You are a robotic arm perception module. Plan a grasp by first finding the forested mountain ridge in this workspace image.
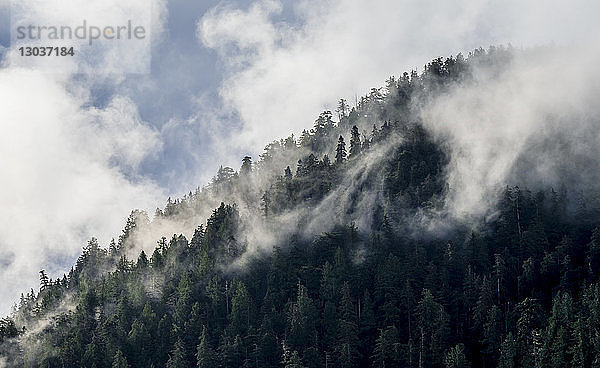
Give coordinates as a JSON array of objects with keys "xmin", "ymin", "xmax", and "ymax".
[{"xmin": 2, "ymin": 46, "xmax": 600, "ymax": 368}]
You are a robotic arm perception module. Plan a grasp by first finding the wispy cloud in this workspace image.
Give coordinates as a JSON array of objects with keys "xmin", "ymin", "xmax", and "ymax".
[
  {"xmin": 198, "ymin": 0, "xmax": 600, "ymax": 220},
  {"xmin": 0, "ymin": 0, "xmax": 168, "ymax": 315},
  {"xmin": 198, "ymin": 0, "xmax": 599, "ymax": 153},
  {"xmin": 423, "ymin": 44, "xmax": 600, "ymax": 218}
]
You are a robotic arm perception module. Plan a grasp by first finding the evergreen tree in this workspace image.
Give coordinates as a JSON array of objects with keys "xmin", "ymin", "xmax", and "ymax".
[
  {"xmin": 166, "ymin": 339, "xmax": 188, "ymax": 368},
  {"xmin": 112, "ymin": 349, "xmax": 130, "ymax": 368},
  {"xmin": 39, "ymin": 270, "xmax": 49, "ymax": 292},
  {"xmin": 299, "ymin": 129, "xmax": 312, "ymax": 148},
  {"xmin": 359, "ymin": 289, "xmax": 376, "ymax": 364},
  {"xmin": 136, "ymin": 250, "xmax": 149, "ymax": 269},
  {"xmin": 417, "ymin": 289, "xmax": 450, "ymax": 368},
  {"xmin": 482, "ymin": 305, "xmax": 503, "ymax": 364},
  {"xmin": 349, "ymin": 125, "xmax": 361, "ymax": 158},
  {"xmin": 336, "ymin": 136, "xmax": 347, "ymax": 164},
  {"xmin": 284, "ymin": 166, "xmax": 293, "ymax": 181},
  {"xmin": 282, "ymin": 342, "xmax": 307, "ymax": 368},
  {"xmin": 241, "ymin": 156, "xmax": 253, "ymax": 176},
  {"xmin": 371, "ymin": 326, "xmax": 400, "ymax": 368},
  {"xmin": 196, "ymin": 327, "xmax": 217, "ymax": 368},
  {"xmin": 337, "ymin": 98, "xmax": 349, "ymax": 121},
  {"xmin": 287, "ymin": 283, "xmax": 317, "ymax": 352},
  {"xmin": 336, "ymin": 282, "xmax": 360, "ymax": 367},
  {"xmin": 128, "ymin": 318, "xmax": 152, "ymax": 366},
  {"xmin": 230, "ymin": 280, "xmax": 252, "ymax": 336},
  {"xmin": 443, "ymin": 344, "xmax": 470, "ymax": 368},
  {"xmin": 498, "ymin": 333, "xmax": 516, "ymax": 368}
]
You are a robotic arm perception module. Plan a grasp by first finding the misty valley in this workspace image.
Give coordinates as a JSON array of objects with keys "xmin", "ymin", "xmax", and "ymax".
[{"xmin": 2, "ymin": 46, "xmax": 600, "ymax": 368}]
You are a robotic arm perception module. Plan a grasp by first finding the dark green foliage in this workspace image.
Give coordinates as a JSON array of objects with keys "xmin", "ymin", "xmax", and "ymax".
[
  {"xmin": 335, "ymin": 282, "xmax": 360, "ymax": 367},
  {"xmin": 196, "ymin": 327, "xmax": 217, "ymax": 368},
  {"xmin": 0, "ymin": 318, "xmax": 19, "ymax": 343},
  {"xmin": 112, "ymin": 350, "xmax": 130, "ymax": 368},
  {"xmin": 282, "ymin": 343, "xmax": 307, "ymax": 368},
  {"xmin": 335, "ymin": 135, "xmax": 346, "ymax": 164},
  {"xmin": 371, "ymin": 326, "xmax": 400, "ymax": 368},
  {"xmin": 241, "ymin": 156, "xmax": 253, "ymax": 176},
  {"xmin": 287, "ymin": 283, "xmax": 317, "ymax": 352},
  {"xmin": 383, "ymin": 123, "xmax": 448, "ymax": 208},
  {"xmin": 166, "ymin": 339, "xmax": 188, "ymax": 368},
  {"xmin": 444, "ymin": 344, "xmax": 470, "ymax": 368},
  {"xmin": 349, "ymin": 125, "xmax": 361, "ymax": 158}
]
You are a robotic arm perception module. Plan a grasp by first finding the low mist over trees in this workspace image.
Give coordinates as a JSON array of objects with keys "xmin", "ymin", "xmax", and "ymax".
[{"xmin": 3, "ymin": 46, "xmax": 600, "ymax": 368}]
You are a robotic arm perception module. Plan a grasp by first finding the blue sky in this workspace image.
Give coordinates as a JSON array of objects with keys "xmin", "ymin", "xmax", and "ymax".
[{"xmin": 0, "ymin": 0, "xmax": 301, "ymax": 192}]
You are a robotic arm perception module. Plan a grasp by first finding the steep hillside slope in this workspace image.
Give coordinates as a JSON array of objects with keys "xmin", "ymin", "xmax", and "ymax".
[{"xmin": 3, "ymin": 47, "xmax": 600, "ymax": 368}]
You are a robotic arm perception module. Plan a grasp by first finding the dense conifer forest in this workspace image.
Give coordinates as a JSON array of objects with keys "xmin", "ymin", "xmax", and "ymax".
[{"xmin": 2, "ymin": 47, "xmax": 600, "ymax": 368}]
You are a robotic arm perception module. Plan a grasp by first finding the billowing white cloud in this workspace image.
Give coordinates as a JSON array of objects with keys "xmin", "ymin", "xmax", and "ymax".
[
  {"xmin": 198, "ymin": 0, "xmax": 600, "ymax": 220},
  {"xmin": 423, "ymin": 44, "xmax": 600, "ymax": 218},
  {"xmin": 0, "ymin": 68, "xmax": 165, "ymax": 314},
  {"xmin": 198, "ymin": 0, "xmax": 600, "ymax": 151},
  {"xmin": 0, "ymin": 0, "xmax": 167, "ymax": 315}
]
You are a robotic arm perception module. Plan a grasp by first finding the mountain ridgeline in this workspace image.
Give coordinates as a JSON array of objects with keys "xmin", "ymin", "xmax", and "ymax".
[{"xmin": 3, "ymin": 46, "xmax": 600, "ymax": 368}]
